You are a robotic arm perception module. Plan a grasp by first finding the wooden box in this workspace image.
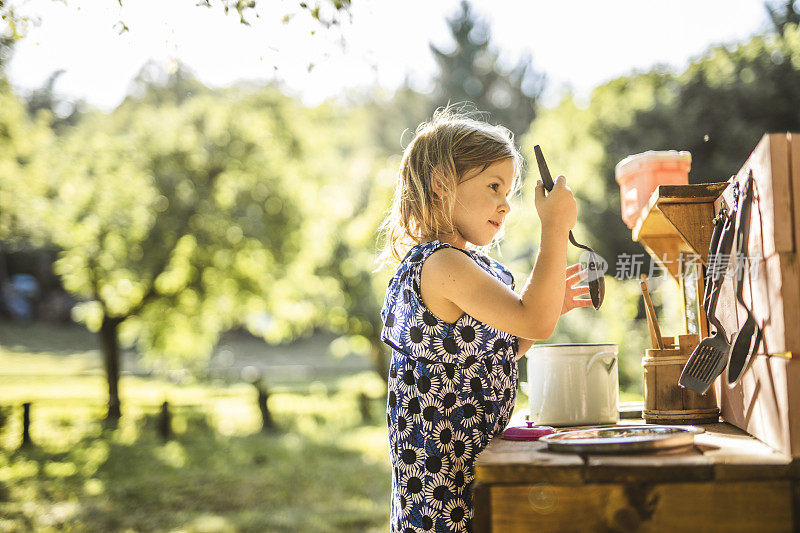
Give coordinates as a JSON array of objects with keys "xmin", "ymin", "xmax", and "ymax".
[{"xmin": 642, "ymin": 333, "xmax": 719, "ymax": 424}]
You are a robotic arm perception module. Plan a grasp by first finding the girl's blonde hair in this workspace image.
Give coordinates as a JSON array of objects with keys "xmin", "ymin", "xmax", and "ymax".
[{"xmin": 374, "ymin": 105, "xmax": 524, "ymax": 270}]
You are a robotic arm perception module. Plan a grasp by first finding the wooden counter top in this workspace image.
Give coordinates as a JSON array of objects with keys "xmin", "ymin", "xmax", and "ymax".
[
  {"xmin": 476, "ymin": 422, "xmax": 793, "ymax": 485},
  {"xmin": 473, "ymin": 422, "xmax": 797, "ymax": 532}
]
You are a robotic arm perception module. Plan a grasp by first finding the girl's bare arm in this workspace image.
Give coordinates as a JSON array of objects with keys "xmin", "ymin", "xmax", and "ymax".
[
  {"xmin": 421, "ymin": 225, "xmax": 569, "ymax": 341},
  {"xmin": 515, "ymin": 263, "xmax": 592, "ymax": 360},
  {"xmin": 423, "ymin": 175, "xmax": 576, "ymax": 348}
]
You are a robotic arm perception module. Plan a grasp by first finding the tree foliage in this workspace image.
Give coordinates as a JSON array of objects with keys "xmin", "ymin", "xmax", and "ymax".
[
  {"xmin": 604, "ymin": 27, "xmax": 800, "ymax": 185},
  {"xmin": 430, "ymin": 0, "xmax": 545, "ymax": 140},
  {"xmin": 54, "ymin": 87, "xmax": 309, "ymax": 362},
  {"xmin": 766, "ymin": 0, "xmax": 800, "ymax": 34},
  {"xmin": 0, "ymin": 86, "xmax": 53, "ymax": 246},
  {"xmin": 507, "ymin": 23, "xmax": 800, "ymax": 284},
  {"xmin": 0, "ymin": 0, "xmax": 352, "ymax": 36}
]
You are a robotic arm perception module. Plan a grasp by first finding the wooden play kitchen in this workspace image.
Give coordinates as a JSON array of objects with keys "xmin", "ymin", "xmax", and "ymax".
[{"xmin": 473, "ymin": 133, "xmax": 800, "ymax": 531}]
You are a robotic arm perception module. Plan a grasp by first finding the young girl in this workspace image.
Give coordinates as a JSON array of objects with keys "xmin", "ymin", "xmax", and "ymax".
[{"xmin": 376, "ymin": 107, "xmax": 591, "ymax": 532}]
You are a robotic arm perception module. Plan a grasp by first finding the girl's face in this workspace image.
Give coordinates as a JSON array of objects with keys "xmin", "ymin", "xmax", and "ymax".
[{"xmin": 441, "ymin": 158, "xmax": 515, "ymax": 249}]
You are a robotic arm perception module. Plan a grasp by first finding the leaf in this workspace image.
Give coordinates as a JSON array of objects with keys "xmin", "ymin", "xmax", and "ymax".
[{"xmin": 113, "ymin": 21, "xmax": 129, "ymax": 35}]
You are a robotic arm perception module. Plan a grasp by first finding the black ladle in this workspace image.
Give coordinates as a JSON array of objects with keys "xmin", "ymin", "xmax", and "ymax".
[
  {"xmin": 726, "ymin": 171, "xmax": 762, "ymax": 387},
  {"xmin": 533, "ymin": 145, "xmax": 605, "ymax": 310}
]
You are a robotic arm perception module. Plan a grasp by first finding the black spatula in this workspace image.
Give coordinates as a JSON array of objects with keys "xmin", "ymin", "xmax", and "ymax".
[{"xmin": 679, "ymin": 186, "xmax": 739, "ymax": 394}]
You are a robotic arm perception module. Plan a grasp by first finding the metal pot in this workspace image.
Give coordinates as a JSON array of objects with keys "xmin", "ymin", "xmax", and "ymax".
[{"xmin": 526, "ymin": 343, "xmax": 619, "ymax": 426}]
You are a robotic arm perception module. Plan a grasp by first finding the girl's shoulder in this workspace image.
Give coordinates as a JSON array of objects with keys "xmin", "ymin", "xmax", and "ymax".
[
  {"xmin": 400, "ymin": 240, "xmax": 515, "ymax": 289},
  {"xmin": 386, "ymin": 240, "xmax": 471, "ymax": 291},
  {"xmin": 402, "ymin": 239, "xmax": 466, "ymax": 261},
  {"xmin": 467, "ymin": 249, "xmax": 515, "ymax": 288},
  {"xmin": 393, "ymin": 240, "xmax": 470, "ymax": 273}
]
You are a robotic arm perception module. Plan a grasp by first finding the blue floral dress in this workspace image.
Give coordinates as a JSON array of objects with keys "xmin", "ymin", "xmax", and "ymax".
[{"xmin": 381, "ymin": 240, "xmax": 519, "ymax": 533}]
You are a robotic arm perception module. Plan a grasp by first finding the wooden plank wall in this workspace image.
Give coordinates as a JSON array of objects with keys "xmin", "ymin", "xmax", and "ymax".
[
  {"xmin": 712, "ymin": 133, "xmax": 800, "ymax": 456},
  {"xmin": 713, "ymin": 133, "xmax": 799, "ymax": 357}
]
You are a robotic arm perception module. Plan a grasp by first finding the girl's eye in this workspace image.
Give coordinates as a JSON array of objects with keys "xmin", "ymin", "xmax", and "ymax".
[{"xmin": 490, "ymin": 183, "xmax": 500, "ymax": 191}]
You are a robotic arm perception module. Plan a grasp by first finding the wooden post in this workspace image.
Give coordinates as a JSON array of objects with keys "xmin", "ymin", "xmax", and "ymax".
[
  {"xmin": 158, "ymin": 401, "xmax": 171, "ymax": 441},
  {"xmin": 21, "ymin": 402, "xmax": 32, "ymax": 447},
  {"xmin": 242, "ymin": 365, "xmax": 276, "ymax": 432},
  {"xmin": 100, "ymin": 316, "xmax": 122, "ymax": 421},
  {"xmin": 257, "ymin": 383, "xmax": 275, "ymax": 433},
  {"xmin": 358, "ymin": 392, "xmax": 371, "ymax": 423}
]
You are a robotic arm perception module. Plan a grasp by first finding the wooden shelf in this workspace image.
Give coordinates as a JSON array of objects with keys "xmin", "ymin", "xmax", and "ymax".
[{"xmin": 632, "ymin": 183, "xmax": 727, "ymax": 280}]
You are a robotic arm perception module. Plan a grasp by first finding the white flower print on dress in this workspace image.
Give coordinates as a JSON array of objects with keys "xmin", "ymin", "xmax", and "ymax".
[
  {"xmin": 405, "ymin": 471, "xmax": 426, "ymax": 504},
  {"xmin": 431, "ymin": 418, "xmax": 455, "ymax": 453},
  {"xmin": 430, "ymin": 335, "xmax": 460, "ymax": 363},
  {"xmin": 395, "ymin": 281, "xmax": 416, "ymax": 314},
  {"xmin": 418, "ymin": 394, "xmax": 444, "ymax": 432},
  {"xmin": 402, "ymin": 315, "xmax": 428, "ymax": 352},
  {"xmin": 395, "ymin": 412, "xmax": 413, "ymax": 441},
  {"xmin": 395, "ymin": 362, "xmax": 418, "ymax": 396},
  {"xmin": 422, "ymin": 451, "xmax": 451, "ymax": 481},
  {"xmin": 406, "ymin": 399, "xmax": 427, "ymax": 432},
  {"xmin": 415, "ymin": 367, "xmax": 441, "ymax": 398},
  {"xmin": 441, "ymin": 498, "xmax": 470, "ymax": 531},
  {"xmin": 417, "ymin": 512, "xmax": 436, "ymax": 532},
  {"xmin": 454, "ymin": 394, "xmax": 482, "ymax": 430},
  {"xmin": 450, "ymin": 428, "xmax": 474, "ymax": 466},
  {"xmin": 454, "ymin": 314, "xmax": 485, "ymax": 351},
  {"xmin": 418, "ymin": 309, "xmax": 441, "ymax": 336},
  {"xmin": 436, "ymin": 378, "xmax": 460, "ymax": 417},
  {"xmin": 459, "ymin": 463, "xmax": 476, "ymax": 490},
  {"xmin": 422, "ymin": 472, "xmax": 454, "ymax": 512},
  {"xmin": 410, "ymin": 338, "xmax": 436, "ymax": 360},
  {"xmin": 398, "ymin": 442, "xmax": 426, "ymax": 473}
]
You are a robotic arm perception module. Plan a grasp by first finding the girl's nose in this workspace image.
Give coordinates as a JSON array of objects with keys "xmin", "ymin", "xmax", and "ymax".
[{"xmin": 499, "ymin": 197, "xmax": 511, "ymax": 214}]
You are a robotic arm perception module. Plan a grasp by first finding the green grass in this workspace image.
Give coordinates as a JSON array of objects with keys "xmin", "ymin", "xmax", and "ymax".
[
  {"xmin": 0, "ymin": 321, "xmax": 391, "ymax": 532},
  {"xmin": 0, "ymin": 321, "xmax": 642, "ymax": 532}
]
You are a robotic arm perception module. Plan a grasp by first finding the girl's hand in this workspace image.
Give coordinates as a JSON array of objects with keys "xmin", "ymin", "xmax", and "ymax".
[
  {"xmin": 534, "ymin": 175, "xmax": 577, "ymax": 234},
  {"xmin": 562, "ymin": 263, "xmax": 593, "ymax": 315}
]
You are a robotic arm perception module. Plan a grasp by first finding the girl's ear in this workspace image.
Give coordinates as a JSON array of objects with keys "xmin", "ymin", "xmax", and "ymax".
[{"xmin": 431, "ymin": 167, "xmax": 445, "ymax": 199}]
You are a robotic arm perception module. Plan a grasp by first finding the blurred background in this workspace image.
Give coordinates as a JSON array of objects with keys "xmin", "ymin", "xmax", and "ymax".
[{"xmin": 2, "ymin": 0, "xmax": 800, "ymax": 530}]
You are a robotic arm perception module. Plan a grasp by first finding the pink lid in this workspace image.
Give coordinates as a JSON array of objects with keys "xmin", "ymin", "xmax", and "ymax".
[{"xmin": 502, "ymin": 421, "xmax": 556, "ymax": 441}]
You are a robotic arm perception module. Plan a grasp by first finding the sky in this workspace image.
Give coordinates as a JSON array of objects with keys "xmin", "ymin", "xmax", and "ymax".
[{"xmin": 5, "ymin": 0, "xmax": 773, "ymax": 112}]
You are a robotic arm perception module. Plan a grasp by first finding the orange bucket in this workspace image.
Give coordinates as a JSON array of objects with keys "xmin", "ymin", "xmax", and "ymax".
[{"xmin": 615, "ymin": 151, "xmax": 691, "ymax": 229}]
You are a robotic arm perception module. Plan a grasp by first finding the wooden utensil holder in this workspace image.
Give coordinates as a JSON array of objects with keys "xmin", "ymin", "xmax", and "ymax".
[{"xmin": 642, "ymin": 333, "xmax": 720, "ymax": 424}]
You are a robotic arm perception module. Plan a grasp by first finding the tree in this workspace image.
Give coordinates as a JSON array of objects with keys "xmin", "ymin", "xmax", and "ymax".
[
  {"xmin": 766, "ymin": 0, "xmax": 800, "ymax": 34},
  {"xmin": 430, "ymin": 0, "xmax": 545, "ymax": 140},
  {"xmin": 313, "ymin": 163, "xmax": 397, "ymax": 381},
  {"xmin": 361, "ymin": 81, "xmax": 436, "ymax": 156},
  {"xmin": 24, "ymin": 70, "xmax": 85, "ymax": 131},
  {"xmin": 0, "ymin": 85, "xmax": 54, "ymax": 305},
  {"xmin": 33, "ymin": 78, "xmax": 310, "ymax": 419},
  {"xmin": 603, "ymin": 26, "xmax": 800, "ymax": 187},
  {"xmin": 125, "ymin": 61, "xmax": 212, "ymax": 108},
  {"xmin": 511, "ymin": 23, "xmax": 800, "ymax": 286},
  {"xmin": 1, "ymin": 0, "xmax": 352, "ymax": 35},
  {"xmin": 0, "ymin": 87, "xmax": 53, "ymax": 245}
]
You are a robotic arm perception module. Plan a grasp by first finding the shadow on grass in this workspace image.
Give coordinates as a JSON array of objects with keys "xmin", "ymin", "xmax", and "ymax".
[
  {"xmin": 0, "ymin": 320, "xmax": 99, "ymax": 355},
  {"xmin": 2, "ymin": 407, "xmax": 390, "ymax": 532}
]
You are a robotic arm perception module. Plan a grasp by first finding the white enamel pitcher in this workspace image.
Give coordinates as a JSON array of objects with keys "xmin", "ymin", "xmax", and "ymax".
[{"xmin": 526, "ymin": 343, "xmax": 619, "ymax": 426}]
